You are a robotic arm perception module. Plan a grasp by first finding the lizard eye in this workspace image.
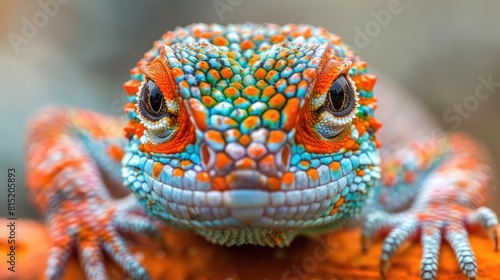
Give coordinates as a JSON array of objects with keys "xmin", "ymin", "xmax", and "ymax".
[
  {"xmin": 326, "ymin": 75, "xmax": 355, "ymax": 117},
  {"xmin": 314, "ymin": 75, "xmax": 358, "ymax": 139},
  {"xmin": 140, "ymin": 79, "xmax": 168, "ymax": 120}
]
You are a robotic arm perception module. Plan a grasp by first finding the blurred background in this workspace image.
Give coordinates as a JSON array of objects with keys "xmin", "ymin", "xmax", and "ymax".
[{"xmin": 1, "ymin": 0, "xmax": 499, "ymax": 218}]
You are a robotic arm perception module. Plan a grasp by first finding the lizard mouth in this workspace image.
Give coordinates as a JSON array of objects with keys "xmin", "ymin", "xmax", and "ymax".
[
  {"xmin": 123, "ymin": 145, "xmax": 381, "ymax": 231},
  {"xmin": 139, "ymin": 165, "xmax": 379, "ymax": 230}
]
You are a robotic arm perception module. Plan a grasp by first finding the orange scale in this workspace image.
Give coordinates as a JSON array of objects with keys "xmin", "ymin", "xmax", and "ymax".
[
  {"xmin": 267, "ymin": 177, "xmax": 281, "ymax": 191},
  {"xmin": 232, "ymin": 82, "xmax": 244, "ymax": 90},
  {"xmin": 282, "ymin": 172, "xmax": 295, "ymax": 186},
  {"xmin": 307, "ymin": 169, "xmax": 319, "ymax": 181},
  {"xmin": 300, "ymin": 160, "xmax": 311, "ymax": 169},
  {"xmin": 123, "ymin": 103, "xmax": 137, "ymax": 114},
  {"xmin": 368, "ymin": 118, "xmax": 382, "ymax": 132},
  {"xmin": 248, "ymin": 54, "xmax": 260, "ymax": 65},
  {"xmin": 240, "ymin": 39, "xmax": 255, "ymax": 50},
  {"xmin": 252, "ymin": 34, "xmax": 265, "ymax": 42},
  {"xmin": 107, "ymin": 145, "xmax": 124, "ymax": 163},
  {"xmin": 344, "ymin": 139, "xmax": 356, "ymax": 150},
  {"xmin": 275, "ymin": 60, "xmax": 288, "ymax": 70},
  {"xmin": 192, "ymin": 27, "xmax": 202, "ymax": 38},
  {"xmin": 220, "ymin": 67, "xmax": 233, "ymax": 79},
  {"xmin": 212, "ymin": 176, "xmax": 228, "ymax": 191},
  {"xmin": 268, "ymin": 93, "xmax": 287, "ymax": 109},
  {"xmin": 267, "ymin": 131, "xmax": 286, "ymax": 145},
  {"xmin": 329, "ymin": 161, "xmax": 341, "ymax": 171},
  {"xmin": 282, "ymin": 98, "xmax": 300, "ymax": 131},
  {"xmin": 205, "ymin": 130, "xmax": 225, "ymax": 146},
  {"xmin": 235, "ymin": 157, "xmax": 256, "ymax": 169},
  {"xmin": 234, "ymin": 97, "xmax": 250, "ymax": 108},
  {"xmin": 247, "ymin": 144, "xmax": 267, "ymax": 159},
  {"xmin": 241, "ymin": 116, "xmax": 261, "ymax": 131},
  {"xmin": 290, "ymin": 30, "xmax": 301, "ymax": 37},
  {"xmin": 173, "ymin": 168, "xmax": 184, "ymax": 177},
  {"xmin": 254, "ymin": 68, "xmax": 267, "ymax": 80},
  {"xmin": 355, "ymin": 121, "xmax": 366, "ymax": 136},
  {"xmin": 302, "ymin": 27, "xmax": 313, "ymax": 38},
  {"xmin": 265, "ymin": 70, "xmax": 279, "ymax": 83},
  {"xmin": 152, "ymin": 162, "xmax": 164, "ymax": 180},
  {"xmin": 262, "ymin": 109, "xmax": 280, "ymax": 125},
  {"xmin": 242, "ymin": 86, "xmax": 260, "ymax": 99},
  {"xmin": 216, "ymin": 153, "xmax": 232, "ymax": 170},
  {"xmin": 223, "ymin": 129, "xmax": 241, "ymax": 141},
  {"xmin": 180, "ymin": 160, "xmax": 193, "ymax": 169},
  {"xmin": 137, "ymin": 59, "xmax": 148, "ymax": 68},
  {"xmin": 223, "ymin": 87, "xmax": 239, "ymax": 99},
  {"xmin": 352, "ymin": 61, "xmax": 367, "ymax": 69},
  {"xmin": 213, "ymin": 36, "xmax": 228, "ymax": 46},
  {"xmin": 171, "ymin": 67, "xmax": 184, "ymax": 79},
  {"xmin": 197, "ymin": 61, "xmax": 209, "ymax": 71},
  {"xmin": 351, "ymin": 74, "xmax": 377, "ymax": 92},
  {"xmin": 130, "ymin": 67, "xmax": 141, "ymax": 75},
  {"xmin": 201, "ymin": 31, "xmax": 212, "ymax": 39},
  {"xmin": 201, "ymin": 96, "xmax": 217, "ymax": 108},
  {"xmin": 284, "ymin": 85, "xmax": 296, "ymax": 96},
  {"xmin": 256, "ymin": 80, "xmax": 269, "ymax": 90},
  {"xmin": 261, "ymin": 86, "xmax": 276, "ymax": 100},
  {"xmin": 270, "ymin": 34, "xmax": 286, "ymax": 44},
  {"xmin": 302, "ymin": 68, "xmax": 316, "ymax": 82},
  {"xmin": 239, "ymin": 134, "xmax": 251, "ymax": 146},
  {"xmin": 197, "ymin": 172, "xmax": 210, "ymax": 183},
  {"xmin": 207, "ymin": 69, "xmax": 221, "ymax": 81},
  {"xmin": 122, "ymin": 80, "xmax": 141, "ymax": 96}
]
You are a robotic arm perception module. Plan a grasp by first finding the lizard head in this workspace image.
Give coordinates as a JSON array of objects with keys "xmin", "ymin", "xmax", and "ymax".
[{"xmin": 121, "ymin": 23, "xmax": 381, "ymax": 246}]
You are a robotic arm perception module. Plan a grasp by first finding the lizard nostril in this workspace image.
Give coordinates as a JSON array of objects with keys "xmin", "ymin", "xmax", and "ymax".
[
  {"xmin": 277, "ymin": 144, "xmax": 291, "ymax": 171},
  {"xmin": 200, "ymin": 144, "xmax": 215, "ymax": 170}
]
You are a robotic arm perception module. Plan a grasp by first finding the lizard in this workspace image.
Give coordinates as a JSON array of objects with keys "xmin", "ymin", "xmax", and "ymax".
[{"xmin": 25, "ymin": 23, "xmax": 499, "ymax": 280}]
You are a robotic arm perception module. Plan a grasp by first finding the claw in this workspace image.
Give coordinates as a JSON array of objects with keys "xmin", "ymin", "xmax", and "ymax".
[
  {"xmin": 466, "ymin": 206, "xmax": 499, "ymax": 252},
  {"xmin": 489, "ymin": 226, "xmax": 498, "ymax": 252},
  {"xmin": 361, "ymin": 234, "xmax": 371, "ymax": 254}
]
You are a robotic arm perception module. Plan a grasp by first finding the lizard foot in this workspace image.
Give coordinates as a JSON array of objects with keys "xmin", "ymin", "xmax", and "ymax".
[
  {"xmin": 362, "ymin": 206, "xmax": 498, "ymax": 280},
  {"xmin": 44, "ymin": 197, "xmax": 162, "ymax": 280}
]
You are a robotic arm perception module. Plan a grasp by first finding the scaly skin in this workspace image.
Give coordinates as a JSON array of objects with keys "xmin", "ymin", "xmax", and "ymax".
[{"xmin": 26, "ymin": 23, "xmax": 498, "ymax": 280}]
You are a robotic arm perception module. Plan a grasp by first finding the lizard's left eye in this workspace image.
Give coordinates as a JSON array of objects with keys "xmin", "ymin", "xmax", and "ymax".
[
  {"xmin": 140, "ymin": 79, "xmax": 168, "ymax": 120},
  {"xmin": 313, "ymin": 75, "xmax": 358, "ymax": 139},
  {"xmin": 326, "ymin": 75, "xmax": 355, "ymax": 117}
]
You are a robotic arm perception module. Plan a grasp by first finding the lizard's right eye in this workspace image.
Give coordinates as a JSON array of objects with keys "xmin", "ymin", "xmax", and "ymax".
[{"xmin": 140, "ymin": 79, "xmax": 168, "ymax": 120}]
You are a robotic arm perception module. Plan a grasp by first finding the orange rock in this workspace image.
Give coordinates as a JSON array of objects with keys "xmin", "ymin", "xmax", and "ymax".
[{"xmin": 1, "ymin": 220, "xmax": 499, "ymax": 280}]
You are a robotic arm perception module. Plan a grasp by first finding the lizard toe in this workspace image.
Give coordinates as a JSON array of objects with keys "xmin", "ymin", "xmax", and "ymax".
[
  {"xmin": 101, "ymin": 229, "xmax": 151, "ymax": 280},
  {"xmin": 361, "ymin": 211, "xmax": 410, "ymax": 253},
  {"xmin": 379, "ymin": 218, "xmax": 419, "ymax": 277},
  {"xmin": 466, "ymin": 206, "xmax": 499, "ymax": 251},
  {"xmin": 78, "ymin": 239, "xmax": 109, "ymax": 280}
]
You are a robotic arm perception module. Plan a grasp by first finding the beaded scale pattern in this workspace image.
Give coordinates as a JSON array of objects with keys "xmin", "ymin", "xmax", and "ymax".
[{"xmin": 26, "ymin": 23, "xmax": 498, "ymax": 280}]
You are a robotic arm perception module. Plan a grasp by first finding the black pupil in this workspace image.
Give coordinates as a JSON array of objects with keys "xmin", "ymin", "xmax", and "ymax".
[
  {"xmin": 329, "ymin": 76, "xmax": 350, "ymax": 111},
  {"xmin": 147, "ymin": 80, "xmax": 163, "ymax": 113}
]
